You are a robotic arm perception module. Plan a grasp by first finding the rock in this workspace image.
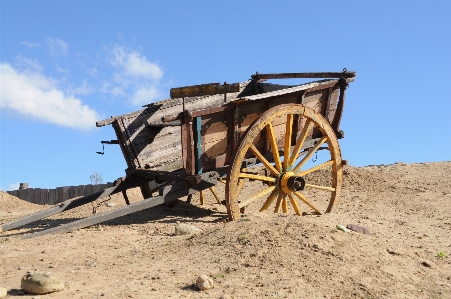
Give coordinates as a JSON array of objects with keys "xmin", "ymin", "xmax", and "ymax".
[
  {"xmin": 0, "ymin": 287, "xmax": 7, "ymax": 298},
  {"xmin": 336, "ymin": 224, "xmax": 350, "ymax": 233},
  {"xmin": 106, "ymin": 202, "xmax": 117, "ymax": 207},
  {"xmin": 175, "ymin": 223, "xmax": 202, "ymax": 236},
  {"xmin": 346, "ymin": 224, "xmax": 371, "ymax": 235},
  {"xmin": 196, "ymin": 275, "xmax": 214, "ymax": 291},
  {"xmin": 21, "ymin": 272, "xmax": 64, "ymax": 295},
  {"xmin": 421, "ymin": 260, "xmax": 435, "ymax": 268}
]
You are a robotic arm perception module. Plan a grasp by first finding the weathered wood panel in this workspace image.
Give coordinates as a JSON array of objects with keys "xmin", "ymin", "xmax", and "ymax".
[
  {"xmin": 26, "ymin": 188, "xmax": 37, "ymax": 203},
  {"xmin": 69, "ymin": 186, "xmax": 77, "ymax": 199},
  {"xmin": 62, "ymin": 186, "xmax": 70, "ymax": 201},
  {"xmin": 40, "ymin": 189, "xmax": 48, "ymax": 205},
  {"xmin": 85, "ymin": 184, "xmax": 93, "ymax": 196},
  {"xmin": 48, "ymin": 189, "xmax": 56, "ymax": 205}
]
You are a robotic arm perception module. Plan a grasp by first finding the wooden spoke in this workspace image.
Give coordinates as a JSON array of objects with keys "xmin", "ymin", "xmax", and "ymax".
[
  {"xmin": 239, "ymin": 173, "xmax": 276, "ymax": 183},
  {"xmin": 259, "ymin": 189, "xmax": 279, "ymax": 212},
  {"xmin": 304, "ymin": 184, "xmax": 335, "ymax": 192},
  {"xmin": 296, "ymin": 160, "xmax": 334, "ymax": 176},
  {"xmin": 249, "ymin": 145, "xmax": 280, "ymax": 176},
  {"xmin": 274, "ymin": 193, "xmax": 284, "ymax": 213},
  {"xmin": 266, "ymin": 123, "xmax": 282, "ymax": 172},
  {"xmin": 199, "ymin": 190, "xmax": 205, "ymax": 205},
  {"xmin": 238, "ymin": 186, "xmax": 276, "ymax": 209},
  {"xmin": 292, "ymin": 136, "xmax": 328, "ymax": 173},
  {"xmin": 283, "ymin": 114, "xmax": 293, "ymax": 172},
  {"xmin": 208, "ymin": 187, "xmax": 222, "ymax": 204},
  {"xmin": 288, "ymin": 194, "xmax": 301, "ymax": 215},
  {"xmin": 282, "ymin": 196, "xmax": 288, "ymax": 213},
  {"xmin": 288, "ymin": 119, "xmax": 311, "ymax": 167},
  {"xmin": 293, "ymin": 192, "xmax": 322, "ymax": 215}
]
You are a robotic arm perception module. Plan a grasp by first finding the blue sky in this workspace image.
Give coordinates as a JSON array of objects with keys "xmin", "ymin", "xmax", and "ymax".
[{"xmin": 1, "ymin": 0, "xmax": 450, "ymax": 191}]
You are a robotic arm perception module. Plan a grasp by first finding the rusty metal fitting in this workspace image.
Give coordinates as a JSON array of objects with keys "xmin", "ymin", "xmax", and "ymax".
[{"xmin": 280, "ymin": 172, "xmax": 305, "ymax": 194}]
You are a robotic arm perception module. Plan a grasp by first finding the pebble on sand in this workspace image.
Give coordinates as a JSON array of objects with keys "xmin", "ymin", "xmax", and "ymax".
[
  {"xmin": 346, "ymin": 224, "xmax": 371, "ymax": 235},
  {"xmin": 21, "ymin": 272, "xmax": 64, "ymax": 295},
  {"xmin": 175, "ymin": 223, "xmax": 202, "ymax": 235},
  {"xmin": 0, "ymin": 287, "xmax": 7, "ymax": 298},
  {"xmin": 196, "ymin": 275, "xmax": 214, "ymax": 290}
]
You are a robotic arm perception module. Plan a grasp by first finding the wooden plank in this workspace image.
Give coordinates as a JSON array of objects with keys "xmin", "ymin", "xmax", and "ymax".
[
  {"xmin": 251, "ymin": 72, "xmax": 355, "ymax": 82},
  {"xmin": 40, "ymin": 189, "xmax": 49, "ymax": 205},
  {"xmin": 55, "ymin": 187, "xmax": 63, "ymax": 204},
  {"xmin": 85, "ymin": 184, "xmax": 93, "ymax": 196},
  {"xmin": 62, "ymin": 186, "xmax": 70, "ymax": 202},
  {"xmin": 17, "ymin": 189, "xmax": 26, "ymax": 201},
  {"xmin": 48, "ymin": 189, "xmax": 56, "ymax": 205},
  {"xmin": 170, "ymin": 82, "xmax": 240, "ymax": 98},
  {"xmin": 69, "ymin": 186, "xmax": 77, "ymax": 199},
  {"xmin": 77, "ymin": 185, "xmax": 85, "ymax": 198},
  {"xmin": 26, "ymin": 188, "xmax": 36, "ymax": 203}
]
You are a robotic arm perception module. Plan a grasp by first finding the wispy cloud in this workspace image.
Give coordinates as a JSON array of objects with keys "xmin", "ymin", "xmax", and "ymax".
[
  {"xmin": 47, "ymin": 37, "xmax": 69, "ymax": 56},
  {"xmin": 15, "ymin": 55, "xmax": 42, "ymax": 72},
  {"xmin": 55, "ymin": 64, "xmax": 71, "ymax": 75},
  {"xmin": 0, "ymin": 63, "xmax": 99, "ymax": 131},
  {"xmin": 106, "ymin": 45, "xmax": 165, "ymax": 105},
  {"xmin": 20, "ymin": 41, "xmax": 40, "ymax": 49},
  {"xmin": 70, "ymin": 80, "xmax": 94, "ymax": 96},
  {"xmin": 7, "ymin": 183, "xmax": 21, "ymax": 191},
  {"xmin": 112, "ymin": 46, "xmax": 163, "ymax": 80}
]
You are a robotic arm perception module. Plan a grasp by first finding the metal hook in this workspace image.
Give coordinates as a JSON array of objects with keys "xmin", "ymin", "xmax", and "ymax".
[{"xmin": 96, "ymin": 143, "xmax": 105, "ymax": 155}]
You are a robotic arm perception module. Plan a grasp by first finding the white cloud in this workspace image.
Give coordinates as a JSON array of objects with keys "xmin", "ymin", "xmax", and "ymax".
[
  {"xmin": 108, "ymin": 45, "xmax": 164, "ymax": 105},
  {"xmin": 55, "ymin": 64, "xmax": 70, "ymax": 75},
  {"xmin": 111, "ymin": 86, "xmax": 126, "ymax": 97},
  {"xmin": 15, "ymin": 55, "xmax": 42, "ymax": 72},
  {"xmin": 47, "ymin": 37, "xmax": 69, "ymax": 56},
  {"xmin": 112, "ymin": 46, "xmax": 163, "ymax": 80},
  {"xmin": 8, "ymin": 183, "xmax": 20, "ymax": 191},
  {"xmin": 88, "ymin": 68, "xmax": 98, "ymax": 77},
  {"xmin": 0, "ymin": 63, "xmax": 99, "ymax": 131},
  {"xmin": 130, "ymin": 87, "xmax": 163, "ymax": 105},
  {"xmin": 20, "ymin": 41, "xmax": 40, "ymax": 49},
  {"xmin": 70, "ymin": 80, "xmax": 94, "ymax": 96}
]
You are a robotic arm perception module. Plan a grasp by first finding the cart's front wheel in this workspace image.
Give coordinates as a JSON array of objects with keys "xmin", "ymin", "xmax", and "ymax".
[{"xmin": 225, "ymin": 104, "xmax": 343, "ymax": 220}]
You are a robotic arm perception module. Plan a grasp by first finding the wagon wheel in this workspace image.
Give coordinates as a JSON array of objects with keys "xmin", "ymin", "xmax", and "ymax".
[{"xmin": 225, "ymin": 104, "xmax": 343, "ymax": 220}]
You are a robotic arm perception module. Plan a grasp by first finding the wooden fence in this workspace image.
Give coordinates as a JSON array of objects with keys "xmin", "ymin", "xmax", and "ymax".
[{"xmin": 6, "ymin": 183, "xmax": 114, "ymax": 205}]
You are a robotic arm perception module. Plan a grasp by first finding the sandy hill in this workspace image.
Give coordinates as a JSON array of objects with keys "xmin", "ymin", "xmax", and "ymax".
[{"xmin": 1, "ymin": 162, "xmax": 450, "ymax": 298}]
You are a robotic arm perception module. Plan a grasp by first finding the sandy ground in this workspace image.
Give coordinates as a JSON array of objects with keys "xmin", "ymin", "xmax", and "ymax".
[{"xmin": 1, "ymin": 162, "xmax": 450, "ymax": 299}]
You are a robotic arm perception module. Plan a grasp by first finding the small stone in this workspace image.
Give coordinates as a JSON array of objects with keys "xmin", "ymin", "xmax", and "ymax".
[
  {"xmin": 196, "ymin": 275, "xmax": 214, "ymax": 291},
  {"xmin": 106, "ymin": 202, "xmax": 117, "ymax": 207},
  {"xmin": 346, "ymin": 224, "xmax": 371, "ymax": 235},
  {"xmin": 21, "ymin": 272, "xmax": 64, "ymax": 294},
  {"xmin": 0, "ymin": 287, "xmax": 7, "ymax": 298},
  {"xmin": 421, "ymin": 260, "xmax": 434, "ymax": 268},
  {"xmin": 336, "ymin": 224, "xmax": 350, "ymax": 233},
  {"xmin": 175, "ymin": 223, "xmax": 202, "ymax": 236}
]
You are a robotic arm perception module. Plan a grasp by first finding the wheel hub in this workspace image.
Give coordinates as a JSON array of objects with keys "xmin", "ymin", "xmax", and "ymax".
[{"xmin": 280, "ymin": 172, "xmax": 305, "ymax": 194}]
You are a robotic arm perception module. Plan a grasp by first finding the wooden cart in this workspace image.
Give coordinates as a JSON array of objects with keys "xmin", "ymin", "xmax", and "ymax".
[{"xmin": 1, "ymin": 70, "xmax": 355, "ymax": 238}]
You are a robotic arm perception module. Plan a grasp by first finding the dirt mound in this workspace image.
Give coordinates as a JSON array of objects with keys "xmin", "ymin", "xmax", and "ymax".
[
  {"xmin": 0, "ymin": 191, "xmax": 44, "ymax": 212},
  {"xmin": 1, "ymin": 162, "xmax": 450, "ymax": 298}
]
